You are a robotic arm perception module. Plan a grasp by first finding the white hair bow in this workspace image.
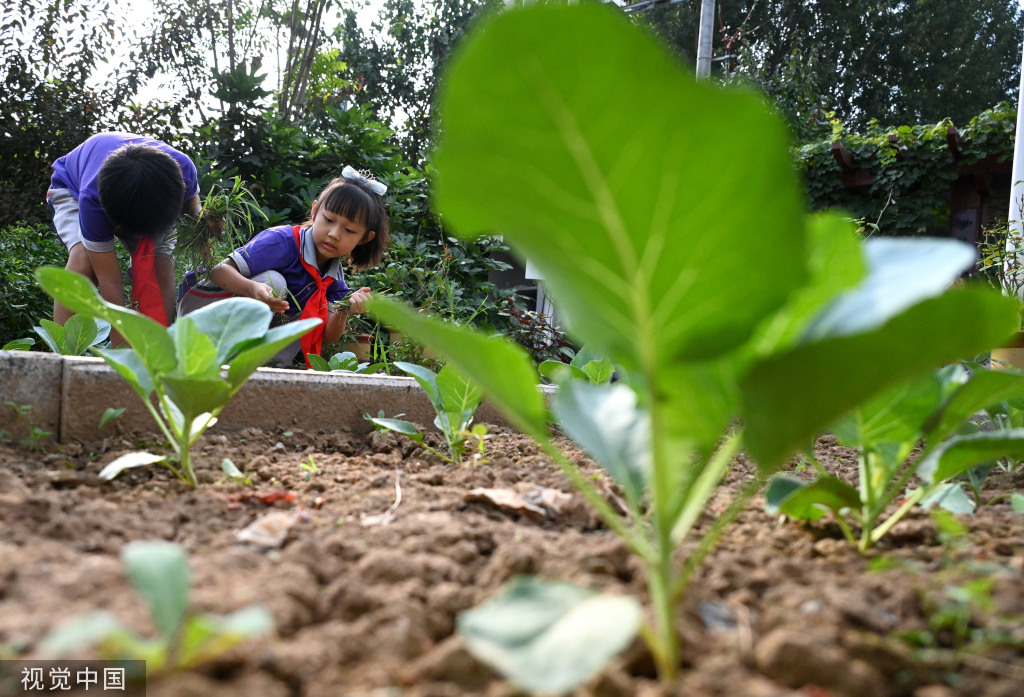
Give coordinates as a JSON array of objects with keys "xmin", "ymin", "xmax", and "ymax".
[{"xmin": 342, "ymin": 165, "xmax": 387, "ymax": 196}]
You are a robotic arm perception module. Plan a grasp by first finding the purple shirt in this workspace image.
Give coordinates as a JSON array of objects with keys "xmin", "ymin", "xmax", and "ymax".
[
  {"xmin": 50, "ymin": 133, "xmax": 199, "ymax": 253},
  {"xmin": 230, "ymin": 225, "xmax": 350, "ymax": 312}
]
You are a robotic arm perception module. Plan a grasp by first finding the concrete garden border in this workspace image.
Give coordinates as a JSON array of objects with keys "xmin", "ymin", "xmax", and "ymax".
[{"xmin": 0, "ymin": 351, "xmax": 528, "ymax": 444}]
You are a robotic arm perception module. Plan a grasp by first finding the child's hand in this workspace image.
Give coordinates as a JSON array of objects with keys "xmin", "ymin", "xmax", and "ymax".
[
  {"xmin": 347, "ymin": 287, "xmax": 372, "ymax": 314},
  {"xmin": 252, "ymin": 283, "xmax": 289, "ymax": 313}
]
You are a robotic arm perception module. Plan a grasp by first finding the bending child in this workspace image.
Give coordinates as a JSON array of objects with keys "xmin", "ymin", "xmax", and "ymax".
[
  {"xmin": 48, "ymin": 132, "xmax": 209, "ymax": 345},
  {"xmin": 178, "ymin": 167, "xmax": 390, "ymax": 368}
]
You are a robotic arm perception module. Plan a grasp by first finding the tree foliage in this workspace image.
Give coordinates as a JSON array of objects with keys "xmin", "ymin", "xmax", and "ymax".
[
  {"xmin": 635, "ymin": 0, "xmax": 1024, "ymax": 139},
  {"xmin": 336, "ymin": 0, "xmax": 502, "ymax": 163}
]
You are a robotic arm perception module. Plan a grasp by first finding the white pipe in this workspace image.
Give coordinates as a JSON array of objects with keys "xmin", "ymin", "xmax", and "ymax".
[
  {"xmin": 696, "ymin": 0, "xmax": 715, "ymax": 79},
  {"xmin": 1006, "ymin": 34, "xmax": 1024, "ymax": 298}
]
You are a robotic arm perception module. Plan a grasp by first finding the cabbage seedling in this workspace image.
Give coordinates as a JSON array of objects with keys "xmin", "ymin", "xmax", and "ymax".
[
  {"xmin": 40, "ymin": 541, "xmax": 272, "ymax": 673},
  {"xmin": 365, "ymin": 361, "xmax": 484, "ymax": 464},
  {"xmin": 34, "ymin": 315, "xmax": 110, "ymax": 355},
  {"xmin": 767, "ymin": 365, "xmax": 1024, "ymax": 551},
  {"xmin": 35, "ymin": 266, "xmax": 320, "ymax": 487},
  {"xmin": 370, "ymin": 5, "xmax": 1019, "ymax": 692}
]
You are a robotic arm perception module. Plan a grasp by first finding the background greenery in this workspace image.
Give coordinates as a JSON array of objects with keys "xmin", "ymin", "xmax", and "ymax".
[{"xmin": 1, "ymin": 0, "xmax": 1021, "ymax": 350}]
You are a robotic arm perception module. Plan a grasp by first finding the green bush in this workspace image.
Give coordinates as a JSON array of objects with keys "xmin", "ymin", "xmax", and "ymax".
[{"xmin": 0, "ymin": 221, "xmax": 65, "ymax": 347}]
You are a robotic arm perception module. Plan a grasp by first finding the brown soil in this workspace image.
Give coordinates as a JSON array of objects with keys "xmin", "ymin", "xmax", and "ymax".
[{"xmin": 1, "ymin": 424, "xmax": 1022, "ymax": 697}]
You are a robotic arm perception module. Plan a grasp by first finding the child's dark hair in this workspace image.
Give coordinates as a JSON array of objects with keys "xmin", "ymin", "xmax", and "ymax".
[
  {"xmin": 306, "ymin": 175, "xmax": 390, "ymax": 269},
  {"xmin": 98, "ymin": 144, "xmax": 185, "ymax": 240}
]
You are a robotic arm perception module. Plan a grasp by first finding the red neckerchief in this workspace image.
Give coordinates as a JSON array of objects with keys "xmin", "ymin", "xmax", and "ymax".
[
  {"xmin": 131, "ymin": 236, "xmax": 168, "ymax": 326},
  {"xmin": 292, "ymin": 225, "xmax": 334, "ymax": 368}
]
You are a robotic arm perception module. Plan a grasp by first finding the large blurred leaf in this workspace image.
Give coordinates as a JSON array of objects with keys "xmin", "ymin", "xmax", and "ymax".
[
  {"xmin": 742, "ymin": 287, "xmax": 1019, "ymax": 470},
  {"xmin": 458, "ymin": 576, "xmax": 641, "ymax": 696},
  {"xmin": 433, "ymin": 4, "xmax": 806, "ymax": 377},
  {"xmin": 35, "ymin": 266, "xmax": 176, "ymax": 371},
  {"xmin": 162, "ymin": 375, "xmax": 232, "ymax": 420},
  {"xmin": 370, "ymin": 298, "xmax": 549, "ymax": 441}
]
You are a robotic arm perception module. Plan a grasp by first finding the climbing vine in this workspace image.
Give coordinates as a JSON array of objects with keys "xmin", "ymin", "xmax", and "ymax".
[{"xmin": 798, "ymin": 102, "xmax": 1017, "ymax": 237}]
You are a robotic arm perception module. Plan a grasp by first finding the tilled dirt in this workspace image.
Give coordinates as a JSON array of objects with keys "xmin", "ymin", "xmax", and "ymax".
[{"xmin": 1, "ymin": 425, "xmax": 1022, "ymax": 697}]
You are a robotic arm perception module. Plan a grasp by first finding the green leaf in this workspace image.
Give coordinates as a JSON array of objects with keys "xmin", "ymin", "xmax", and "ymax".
[
  {"xmin": 802, "ymin": 237, "xmax": 978, "ymax": 341},
  {"xmin": 122, "ymin": 541, "xmax": 191, "ymax": 643},
  {"xmin": 162, "ymin": 375, "xmax": 232, "ymax": 421},
  {"xmin": 920, "ymin": 483, "xmax": 976, "ymax": 515},
  {"xmin": 552, "ymin": 381, "xmax": 648, "ymax": 503},
  {"xmin": 367, "ymin": 417, "xmax": 425, "ymax": 443},
  {"xmin": 182, "ymin": 297, "xmax": 273, "ymax": 366},
  {"xmin": 742, "ymin": 287, "xmax": 1020, "ymax": 470},
  {"xmin": 34, "ymin": 266, "xmax": 176, "ymax": 371},
  {"xmin": 93, "ymin": 347, "xmax": 155, "ymax": 400},
  {"xmin": 831, "ymin": 366, "xmax": 958, "ymax": 450},
  {"xmin": 538, "ymin": 360, "xmax": 586, "ymax": 384},
  {"xmin": 764, "ymin": 474, "xmax": 861, "ymax": 521},
  {"xmin": 436, "ymin": 365, "xmax": 483, "ymax": 430},
  {"xmin": 458, "ymin": 576, "xmax": 641, "ymax": 696},
  {"xmin": 99, "ymin": 407, "xmax": 125, "ymax": 429},
  {"xmin": 64, "ymin": 314, "xmax": 99, "ymax": 355},
  {"xmin": 176, "ymin": 606, "xmax": 273, "ymax": 670},
  {"xmin": 923, "ymin": 369, "xmax": 1024, "ymax": 444},
  {"xmin": 2, "ymin": 338, "xmax": 35, "ymax": 351},
  {"xmin": 371, "ymin": 298, "xmax": 549, "ymax": 441},
  {"xmin": 35, "ymin": 318, "xmax": 66, "ymax": 354},
  {"xmin": 916, "ymin": 429, "xmax": 1024, "ymax": 485},
  {"xmin": 225, "ymin": 318, "xmax": 321, "ymax": 389},
  {"xmin": 395, "ymin": 361, "xmax": 441, "ymax": 408},
  {"xmin": 1012, "ymin": 492, "xmax": 1024, "ymax": 513},
  {"xmin": 306, "ymin": 353, "xmax": 331, "ymax": 371},
  {"xmin": 751, "ymin": 212, "xmax": 865, "ymax": 354},
  {"xmin": 433, "ymin": 4, "xmax": 806, "ymax": 373},
  {"xmin": 98, "ymin": 451, "xmax": 167, "ymax": 480},
  {"xmin": 38, "ymin": 611, "xmax": 135, "ymax": 657},
  {"xmin": 169, "ymin": 317, "xmax": 220, "ymax": 378}
]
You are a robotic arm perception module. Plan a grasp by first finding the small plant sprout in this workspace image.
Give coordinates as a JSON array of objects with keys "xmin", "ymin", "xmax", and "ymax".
[
  {"xmin": 299, "ymin": 454, "xmax": 321, "ymax": 480},
  {"xmin": 766, "ymin": 365, "xmax": 1024, "ymax": 551},
  {"xmin": 40, "ymin": 541, "xmax": 273, "ymax": 674},
  {"xmin": 99, "ymin": 407, "xmax": 126, "ymax": 430},
  {"xmin": 3, "ymin": 337, "xmax": 35, "ymax": 351},
  {"xmin": 34, "ymin": 266, "xmax": 321, "ymax": 488},
  {"xmin": 172, "ymin": 177, "xmax": 268, "ymax": 270},
  {"xmin": 364, "ymin": 361, "xmax": 485, "ymax": 465},
  {"xmin": 34, "ymin": 315, "xmax": 110, "ymax": 355},
  {"xmin": 220, "ymin": 458, "xmax": 252, "ymax": 485},
  {"xmin": 5, "ymin": 401, "xmax": 53, "ymax": 451},
  {"xmin": 370, "ymin": 5, "xmax": 1020, "ymax": 691}
]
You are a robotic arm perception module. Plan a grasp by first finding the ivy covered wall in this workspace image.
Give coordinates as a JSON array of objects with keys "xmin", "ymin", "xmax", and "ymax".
[{"xmin": 797, "ymin": 102, "xmax": 1017, "ymax": 240}]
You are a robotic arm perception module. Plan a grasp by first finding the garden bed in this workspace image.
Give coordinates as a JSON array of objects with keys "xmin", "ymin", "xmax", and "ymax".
[{"xmin": 1, "ymin": 424, "xmax": 1022, "ymax": 697}]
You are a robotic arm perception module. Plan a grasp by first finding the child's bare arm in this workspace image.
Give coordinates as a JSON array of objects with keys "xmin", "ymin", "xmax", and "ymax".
[{"xmin": 210, "ymin": 258, "xmax": 289, "ymax": 313}]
